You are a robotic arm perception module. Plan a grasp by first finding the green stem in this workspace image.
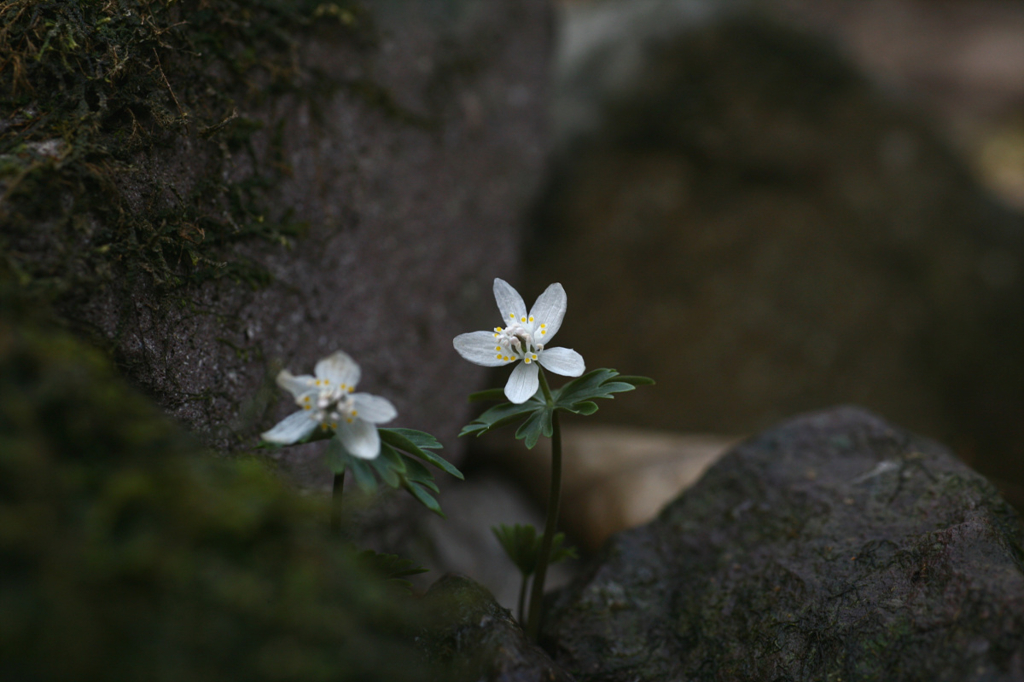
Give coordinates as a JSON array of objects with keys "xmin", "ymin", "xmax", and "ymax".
[
  {"xmin": 518, "ymin": 573, "xmax": 530, "ymax": 625},
  {"xmin": 331, "ymin": 470, "xmax": 345, "ymax": 537},
  {"xmin": 527, "ymin": 369, "xmax": 562, "ymax": 641}
]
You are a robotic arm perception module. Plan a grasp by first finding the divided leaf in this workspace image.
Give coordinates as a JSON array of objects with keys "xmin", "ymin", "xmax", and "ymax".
[
  {"xmin": 459, "ymin": 369, "xmax": 654, "ymax": 442},
  {"xmin": 358, "ymin": 549, "xmax": 429, "ymax": 594},
  {"xmin": 324, "ymin": 428, "xmax": 462, "ymax": 517},
  {"xmin": 492, "ymin": 523, "xmax": 577, "ymax": 577}
]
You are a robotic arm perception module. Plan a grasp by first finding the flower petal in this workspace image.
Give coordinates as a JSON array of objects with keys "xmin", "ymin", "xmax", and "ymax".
[
  {"xmin": 538, "ymin": 347, "xmax": 585, "ymax": 377},
  {"xmin": 528, "ymin": 282, "xmax": 567, "ymax": 340},
  {"xmin": 505, "ymin": 360, "xmax": 540, "ymax": 403},
  {"xmin": 261, "ymin": 410, "xmax": 318, "ymax": 444},
  {"xmin": 454, "ymin": 331, "xmax": 516, "ymax": 367},
  {"xmin": 316, "ymin": 350, "xmax": 360, "ymax": 389},
  {"xmin": 276, "ymin": 370, "xmax": 316, "ymax": 400},
  {"xmin": 338, "ymin": 418, "xmax": 381, "ymax": 459},
  {"xmin": 494, "ymin": 278, "xmax": 528, "ymax": 327},
  {"xmin": 352, "ymin": 393, "xmax": 397, "ymax": 424}
]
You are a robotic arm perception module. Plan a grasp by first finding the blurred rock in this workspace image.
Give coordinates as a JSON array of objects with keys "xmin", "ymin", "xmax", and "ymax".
[
  {"xmin": 482, "ymin": 425, "xmax": 737, "ymax": 551},
  {"xmin": 530, "ymin": 0, "xmax": 1024, "ymax": 502},
  {"xmin": 545, "ymin": 406, "xmax": 1024, "ymax": 682},
  {"xmin": 421, "ymin": 574, "xmax": 576, "ymax": 682},
  {"xmin": 0, "ymin": 294, "xmax": 433, "ymax": 681},
  {"xmin": 419, "ymin": 473, "xmax": 577, "ymax": 612}
]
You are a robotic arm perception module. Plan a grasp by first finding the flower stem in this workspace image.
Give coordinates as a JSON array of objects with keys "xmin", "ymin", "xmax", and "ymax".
[
  {"xmin": 518, "ymin": 573, "xmax": 530, "ymax": 625},
  {"xmin": 331, "ymin": 470, "xmax": 345, "ymax": 537},
  {"xmin": 527, "ymin": 369, "xmax": 562, "ymax": 641}
]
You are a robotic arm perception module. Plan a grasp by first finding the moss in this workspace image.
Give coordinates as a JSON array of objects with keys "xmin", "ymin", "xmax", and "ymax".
[
  {"xmin": 0, "ymin": 281, "xmax": 437, "ymax": 680},
  {"xmin": 0, "ymin": 0, "xmax": 375, "ymax": 304}
]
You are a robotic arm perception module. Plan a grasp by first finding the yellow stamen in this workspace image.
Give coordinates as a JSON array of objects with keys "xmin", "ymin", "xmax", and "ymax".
[
  {"xmin": 331, "ymin": 422, "xmax": 338, "ymax": 429},
  {"xmin": 521, "ymin": 316, "xmax": 526, "ymax": 322},
  {"xmin": 524, "ymin": 358, "xmax": 531, "ymax": 364},
  {"xmin": 346, "ymin": 417, "xmax": 354, "ymax": 423},
  {"xmin": 352, "ymin": 410, "xmax": 358, "ymax": 416},
  {"xmin": 304, "ymin": 405, "xmax": 312, "ymax": 410},
  {"xmin": 496, "ymin": 354, "xmax": 502, "ymax": 359},
  {"xmin": 509, "ymin": 313, "xmax": 514, "ymax": 319},
  {"xmin": 529, "ymin": 316, "xmax": 534, "ymax": 322}
]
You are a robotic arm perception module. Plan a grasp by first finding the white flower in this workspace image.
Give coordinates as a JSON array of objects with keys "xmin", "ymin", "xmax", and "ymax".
[
  {"xmin": 261, "ymin": 350, "xmax": 397, "ymax": 458},
  {"xmin": 454, "ymin": 278, "xmax": 585, "ymax": 403}
]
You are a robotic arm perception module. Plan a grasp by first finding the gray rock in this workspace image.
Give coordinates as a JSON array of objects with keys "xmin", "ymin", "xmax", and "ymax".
[
  {"xmin": 4, "ymin": 0, "xmax": 553, "ymax": 472},
  {"xmin": 544, "ymin": 406, "xmax": 1024, "ymax": 681},
  {"xmin": 531, "ymin": 0, "xmax": 1024, "ymax": 500},
  {"xmin": 422, "ymin": 574, "xmax": 576, "ymax": 682}
]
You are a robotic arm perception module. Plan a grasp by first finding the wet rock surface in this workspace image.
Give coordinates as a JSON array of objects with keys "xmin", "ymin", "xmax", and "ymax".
[
  {"xmin": 422, "ymin": 574, "xmax": 576, "ymax": 682},
  {"xmin": 544, "ymin": 407, "xmax": 1024, "ymax": 682}
]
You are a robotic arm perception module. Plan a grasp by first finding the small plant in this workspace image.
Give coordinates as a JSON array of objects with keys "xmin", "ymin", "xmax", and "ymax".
[
  {"xmin": 455, "ymin": 278, "xmax": 652, "ymax": 639},
  {"xmin": 261, "ymin": 350, "xmax": 463, "ymax": 534}
]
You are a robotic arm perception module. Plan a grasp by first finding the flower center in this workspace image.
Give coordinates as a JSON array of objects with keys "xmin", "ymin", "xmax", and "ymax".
[
  {"xmin": 297, "ymin": 379, "xmax": 356, "ymax": 430},
  {"xmin": 492, "ymin": 317, "xmax": 546, "ymax": 364}
]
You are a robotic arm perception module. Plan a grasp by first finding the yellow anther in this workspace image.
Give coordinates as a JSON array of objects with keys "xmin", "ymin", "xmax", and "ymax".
[
  {"xmin": 304, "ymin": 405, "xmax": 312, "ymax": 410},
  {"xmin": 521, "ymin": 316, "xmax": 526, "ymax": 322},
  {"xmin": 494, "ymin": 333, "xmax": 499, "ymax": 338},
  {"xmin": 524, "ymin": 358, "xmax": 531, "ymax": 364},
  {"xmin": 346, "ymin": 417, "xmax": 354, "ymax": 423},
  {"xmin": 509, "ymin": 313, "xmax": 515, "ymax": 319},
  {"xmin": 331, "ymin": 422, "xmax": 338, "ymax": 429},
  {"xmin": 529, "ymin": 316, "xmax": 534, "ymax": 322},
  {"xmin": 496, "ymin": 354, "xmax": 502, "ymax": 359},
  {"xmin": 496, "ymin": 346, "xmax": 501, "ymax": 351},
  {"xmin": 352, "ymin": 410, "xmax": 358, "ymax": 416},
  {"xmin": 324, "ymin": 379, "xmax": 330, "ymax": 384},
  {"xmin": 348, "ymin": 386, "xmax": 354, "ymax": 393},
  {"xmin": 541, "ymin": 323, "xmax": 546, "ymax": 327},
  {"xmin": 541, "ymin": 330, "xmax": 547, "ymax": 335}
]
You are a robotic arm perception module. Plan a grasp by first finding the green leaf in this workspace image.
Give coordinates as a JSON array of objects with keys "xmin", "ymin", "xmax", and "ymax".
[
  {"xmin": 369, "ymin": 447, "xmax": 401, "ymax": 488},
  {"xmin": 405, "ymin": 481, "xmax": 444, "ymax": 518},
  {"xmin": 468, "ymin": 387, "xmax": 508, "ymax": 402},
  {"xmin": 617, "ymin": 375, "xmax": 656, "ymax": 387},
  {"xmin": 358, "ymin": 550, "xmax": 429, "ymax": 594},
  {"xmin": 384, "ymin": 427, "xmax": 442, "ymax": 451},
  {"xmin": 400, "ymin": 457, "xmax": 440, "ymax": 494},
  {"xmin": 325, "ymin": 436, "xmax": 347, "ymax": 474},
  {"xmin": 460, "ymin": 399, "xmax": 543, "ymax": 438},
  {"xmin": 553, "ymin": 368, "xmax": 654, "ymax": 414},
  {"xmin": 568, "ymin": 400, "xmax": 599, "ymax": 416},
  {"xmin": 492, "ymin": 524, "xmax": 578, "ymax": 578},
  {"xmin": 379, "ymin": 428, "xmax": 463, "ymax": 480},
  {"xmin": 515, "ymin": 408, "xmax": 551, "ymax": 450},
  {"xmin": 348, "ymin": 457, "xmax": 378, "ymax": 493},
  {"xmin": 378, "ymin": 442, "xmax": 408, "ymax": 475}
]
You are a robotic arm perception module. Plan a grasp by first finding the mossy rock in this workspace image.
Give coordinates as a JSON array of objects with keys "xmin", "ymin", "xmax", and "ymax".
[
  {"xmin": 545, "ymin": 407, "xmax": 1024, "ymax": 681},
  {"xmin": 0, "ymin": 0, "xmax": 553, "ymax": 472},
  {"xmin": 0, "ymin": 299, "xmax": 433, "ymax": 681}
]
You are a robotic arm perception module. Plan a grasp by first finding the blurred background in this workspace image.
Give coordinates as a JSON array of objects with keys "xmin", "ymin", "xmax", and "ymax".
[
  {"xmin": 3, "ymin": 0, "xmax": 1021, "ymax": 619},
  {"xmin": 446, "ymin": 0, "xmax": 1024, "ymax": 606}
]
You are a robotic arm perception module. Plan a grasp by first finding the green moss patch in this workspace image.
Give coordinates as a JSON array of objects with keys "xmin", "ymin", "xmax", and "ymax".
[
  {"xmin": 0, "ymin": 0, "xmax": 370, "ymax": 301},
  {"xmin": 0, "ymin": 283, "xmax": 436, "ymax": 680}
]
